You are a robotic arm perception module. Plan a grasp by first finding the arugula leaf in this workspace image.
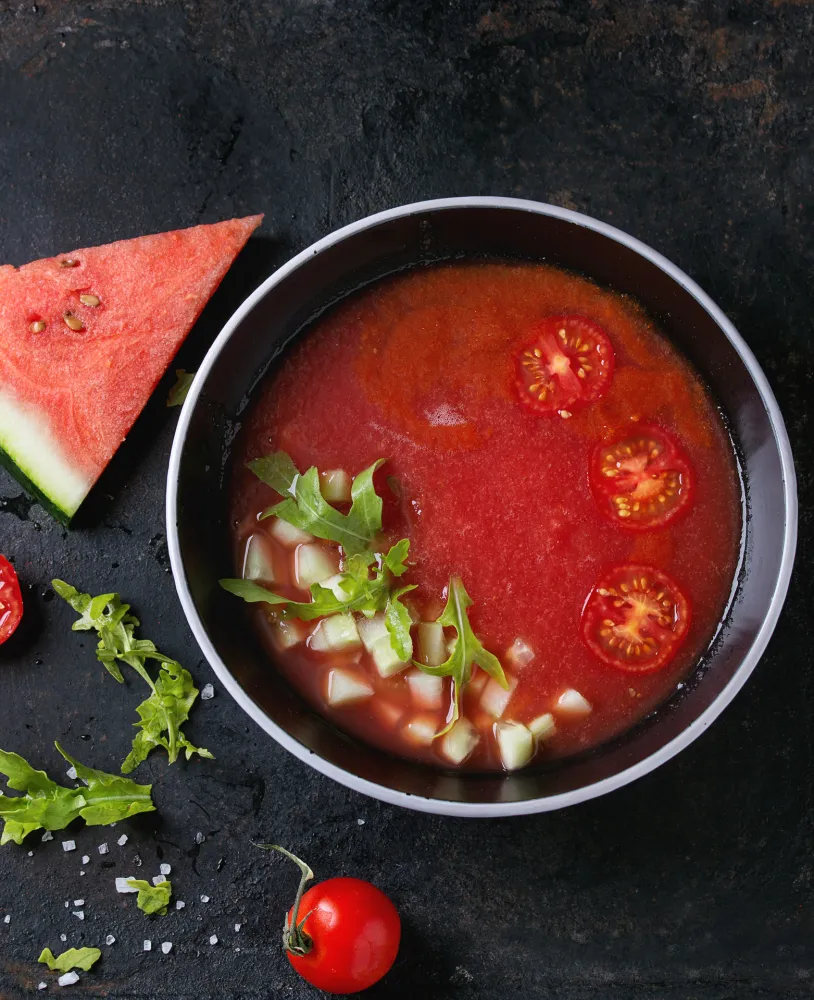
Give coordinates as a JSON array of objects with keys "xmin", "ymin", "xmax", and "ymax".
[
  {"xmin": 167, "ymin": 369, "xmax": 195, "ymax": 407},
  {"xmin": 0, "ymin": 743, "xmax": 154, "ymax": 846},
  {"xmin": 413, "ymin": 576, "xmax": 507, "ymax": 737},
  {"xmin": 53, "ymin": 581, "xmax": 213, "ymax": 772},
  {"xmin": 383, "ymin": 538, "xmax": 410, "ymax": 577},
  {"xmin": 385, "ymin": 585, "xmax": 417, "ymax": 660},
  {"xmin": 38, "ymin": 947, "xmax": 101, "ymax": 972},
  {"xmin": 122, "ymin": 661, "xmax": 213, "ymax": 774},
  {"xmin": 218, "ymin": 579, "xmax": 289, "ymax": 605},
  {"xmin": 255, "ymin": 454, "xmax": 386, "ymax": 555},
  {"xmin": 126, "ymin": 878, "xmax": 172, "ymax": 916}
]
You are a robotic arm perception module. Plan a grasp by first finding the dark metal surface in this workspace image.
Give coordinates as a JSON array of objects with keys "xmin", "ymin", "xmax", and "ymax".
[{"xmin": 0, "ymin": 2, "xmax": 812, "ymax": 997}]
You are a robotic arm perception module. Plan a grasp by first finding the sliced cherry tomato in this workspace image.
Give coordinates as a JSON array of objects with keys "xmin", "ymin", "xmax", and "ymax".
[
  {"xmin": 0, "ymin": 556, "xmax": 23, "ymax": 645},
  {"xmin": 589, "ymin": 426, "xmax": 693, "ymax": 530},
  {"xmin": 582, "ymin": 564, "xmax": 691, "ymax": 673},
  {"xmin": 513, "ymin": 315, "xmax": 615, "ymax": 416},
  {"xmin": 261, "ymin": 844, "xmax": 400, "ymax": 994}
]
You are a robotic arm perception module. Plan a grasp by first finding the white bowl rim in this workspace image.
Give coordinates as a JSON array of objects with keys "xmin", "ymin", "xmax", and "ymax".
[{"xmin": 166, "ymin": 196, "xmax": 798, "ymax": 817}]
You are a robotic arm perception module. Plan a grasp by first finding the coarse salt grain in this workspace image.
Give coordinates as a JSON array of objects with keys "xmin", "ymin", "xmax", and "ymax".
[
  {"xmin": 161, "ymin": 941, "xmax": 172, "ymax": 954},
  {"xmin": 64, "ymin": 901, "xmax": 69, "ymax": 908},
  {"xmin": 3, "ymin": 915, "xmax": 9, "ymax": 924},
  {"xmin": 117, "ymin": 834, "xmax": 128, "ymax": 847},
  {"xmin": 37, "ymin": 982, "xmax": 47, "ymax": 990},
  {"xmin": 151, "ymin": 876, "xmax": 164, "ymax": 887},
  {"xmin": 195, "ymin": 832, "xmax": 205, "ymax": 845},
  {"xmin": 159, "ymin": 863, "xmax": 171, "ymax": 875},
  {"xmin": 72, "ymin": 910, "xmax": 84, "ymax": 920},
  {"xmin": 143, "ymin": 940, "xmax": 152, "ymax": 952},
  {"xmin": 41, "ymin": 832, "xmax": 53, "ymax": 842},
  {"xmin": 57, "ymin": 971, "xmax": 79, "ymax": 986},
  {"xmin": 28, "ymin": 851, "xmax": 33, "ymax": 857},
  {"xmin": 65, "ymin": 766, "xmax": 77, "ymax": 780},
  {"xmin": 62, "ymin": 840, "xmax": 76, "ymax": 852},
  {"xmin": 200, "ymin": 895, "xmax": 210, "ymax": 903},
  {"xmin": 79, "ymin": 871, "xmax": 85, "ymax": 877},
  {"xmin": 209, "ymin": 934, "xmax": 218, "ymax": 945},
  {"xmin": 105, "ymin": 934, "xmax": 116, "ymax": 946},
  {"xmin": 200, "ymin": 683, "xmax": 214, "ymax": 700},
  {"xmin": 97, "ymin": 843, "xmax": 109, "ymax": 855},
  {"xmin": 81, "ymin": 855, "xmax": 90, "ymax": 865},
  {"xmin": 357, "ymin": 818, "xmax": 365, "ymax": 826},
  {"xmin": 115, "ymin": 877, "xmax": 138, "ymax": 894},
  {"xmin": 175, "ymin": 901, "xmax": 185, "ymax": 910},
  {"xmin": 133, "ymin": 855, "xmax": 142, "ymax": 867},
  {"xmin": 60, "ymin": 934, "xmax": 67, "ymax": 943},
  {"xmin": 234, "ymin": 923, "xmax": 241, "ymax": 932}
]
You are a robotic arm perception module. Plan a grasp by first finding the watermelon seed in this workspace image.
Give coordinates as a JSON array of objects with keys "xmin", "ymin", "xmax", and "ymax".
[
  {"xmin": 63, "ymin": 312, "xmax": 84, "ymax": 331},
  {"xmin": 79, "ymin": 293, "xmax": 100, "ymax": 307},
  {"xmin": 60, "ymin": 258, "xmax": 80, "ymax": 268},
  {"xmin": 29, "ymin": 320, "xmax": 46, "ymax": 333}
]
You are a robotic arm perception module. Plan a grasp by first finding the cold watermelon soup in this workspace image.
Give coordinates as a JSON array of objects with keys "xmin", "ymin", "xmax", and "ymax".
[{"xmin": 222, "ymin": 262, "xmax": 742, "ymax": 772}]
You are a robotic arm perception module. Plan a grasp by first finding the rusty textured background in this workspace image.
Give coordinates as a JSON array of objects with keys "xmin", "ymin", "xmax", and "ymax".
[{"xmin": 1, "ymin": 1, "xmax": 813, "ymax": 997}]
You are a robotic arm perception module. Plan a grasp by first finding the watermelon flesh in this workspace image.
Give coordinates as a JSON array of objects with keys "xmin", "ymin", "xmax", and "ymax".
[{"xmin": 0, "ymin": 215, "xmax": 262, "ymax": 522}]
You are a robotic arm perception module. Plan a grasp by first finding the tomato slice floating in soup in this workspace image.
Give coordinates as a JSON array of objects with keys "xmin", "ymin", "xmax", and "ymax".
[
  {"xmin": 582, "ymin": 564, "xmax": 691, "ymax": 673},
  {"xmin": 0, "ymin": 555, "xmax": 23, "ymax": 645},
  {"xmin": 589, "ymin": 426, "xmax": 693, "ymax": 530},
  {"xmin": 513, "ymin": 315, "xmax": 615, "ymax": 415}
]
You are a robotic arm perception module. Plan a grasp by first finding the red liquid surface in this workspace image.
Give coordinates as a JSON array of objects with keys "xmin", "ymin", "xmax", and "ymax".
[{"xmin": 229, "ymin": 262, "xmax": 742, "ymax": 769}]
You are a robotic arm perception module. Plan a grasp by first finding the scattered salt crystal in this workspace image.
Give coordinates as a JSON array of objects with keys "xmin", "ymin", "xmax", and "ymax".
[
  {"xmin": 159, "ymin": 863, "xmax": 171, "ymax": 876},
  {"xmin": 3, "ymin": 915, "xmax": 9, "ymax": 924},
  {"xmin": 57, "ymin": 971, "xmax": 79, "ymax": 986},
  {"xmin": 105, "ymin": 934, "xmax": 116, "ymax": 946},
  {"xmin": 200, "ymin": 895, "xmax": 210, "ymax": 903},
  {"xmin": 195, "ymin": 832, "xmax": 205, "ymax": 845},
  {"xmin": 37, "ymin": 982, "xmax": 47, "ymax": 990},
  {"xmin": 28, "ymin": 851, "xmax": 33, "ymax": 857},
  {"xmin": 133, "ymin": 855, "xmax": 142, "ymax": 867},
  {"xmin": 62, "ymin": 840, "xmax": 76, "ymax": 852},
  {"xmin": 115, "ymin": 877, "xmax": 138, "ymax": 894},
  {"xmin": 72, "ymin": 910, "xmax": 84, "ymax": 920},
  {"xmin": 151, "ymin": 876, "xmax": 164, "ymax": 887},
  {"xmin": 64, "ymin": 901, "xmax": 69, "ymax": 908},
  {"xmin": 81, "ymin": 856, "xmax": 90, "ymax": 865},
  {"xmin": 97, "ymin": 843, "xmax": 109, "ymax": 855},
  {"xmin": 234, "ymin": 923, "xmax": 241, "ymax": 932},
  {"xmin": 209, "ymin": 934, "xmax": 218, "ymax": 945},
  {"xmin": 234, "ymin": 946, "xmax": 241, "ymax": 953},
  {"xmin": 143, "ymin": 940, "xmax": 152, "ymax": 952},
  {"xmin": 200, "ymin": 683, "xmax": 214, "ymax": 700},
  {"xmin": 73, "ymin": 899, "xmax": 84, "ymax": 907},
  {"xmin": 65, "ymin": 766, "xmax": 77, "ymax": 780},
  {"xmin": 175, "ymin": 901, "xmax": 185, "ymax": 910},
  {"xmin": 60, "ymin": 934, "xmax": 66, "ymax": 943},
  {"xmin": 117, "ymin": 834, "xmax": 128, "ymax": 847},
  {"xmin": 357, "ymin": 818, "xmax": 365, "ymax": 826},
  {"xmin": 41, "ymin": 832, "xmax": 53, "ymax": 842},
  {"xmin": 161, "ymin": 941, "xmax": 172, "ymax": 954},
  {"xmin": 79, "ymin": 871, "xmax": 85, "ymax": 877}
]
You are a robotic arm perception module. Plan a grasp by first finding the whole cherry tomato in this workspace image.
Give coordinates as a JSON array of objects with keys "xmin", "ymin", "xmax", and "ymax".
[
  {"xmin": 258, "ymin": 844, "xmax": 400, "ymax": 994},
  {"xmin": 0, "ymin": 556, "xmax": 23, "ymax": 645}
]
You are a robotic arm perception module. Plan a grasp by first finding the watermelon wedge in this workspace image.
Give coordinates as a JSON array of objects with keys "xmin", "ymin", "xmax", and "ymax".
[{"xmin": 0, "ymin": 215, "xmax": 262, "ymax": 522}]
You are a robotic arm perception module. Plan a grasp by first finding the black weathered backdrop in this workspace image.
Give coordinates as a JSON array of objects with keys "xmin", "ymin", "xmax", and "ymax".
[{"xmin": 0, "ymin": 2, "xmax": 812, "ymax": 997}]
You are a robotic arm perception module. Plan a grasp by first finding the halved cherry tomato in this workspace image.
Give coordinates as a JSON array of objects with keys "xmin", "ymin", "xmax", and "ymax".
[
  {"xmin": 259, "ymin": 844, "xmax": 400, "ymax": 994},
  {"xmin": 0, "ymin": 556, "xmax": 23, "ymax": 645},
  {"xmin": 582, "ymin": 564, "xmax": 691, "ymax": 672},
  {"xmin": 589, "ymin": 426, "xmax": 693, "ymax": 530},
  {"xmin": 513, "ymin": 315, "xmax": 615, "ymax": 416}
]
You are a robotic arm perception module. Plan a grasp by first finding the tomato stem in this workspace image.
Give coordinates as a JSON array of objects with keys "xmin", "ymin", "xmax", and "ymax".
[{"xmin": 253, "ymin": 842, "xmax": 315, "ymax": 956}]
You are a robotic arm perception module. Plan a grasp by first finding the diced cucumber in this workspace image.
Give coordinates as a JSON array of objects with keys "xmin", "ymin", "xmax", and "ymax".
[
  {"xmin": 311, "ymin": 615, "xmax": 360, "ymax": 650},
  {"xmin": 468, "ymin": 669, "xmax": 489, "ymax": 697},
  {"xmin": 417, "ymin": 622, "xmax": 447, "ymax": 666},
  {"xmin": 295, "ymin": 544, "xmax": 339, "ymax": 590},
  {"xmin": 528, "ymin": 712, "xmax": 557, "ymax": 741},
  {"xmin": 494, "ymin": 721, "xmax": 534, "ymax": 771},
  {"xmin": 481, "ymin": 673, "xmax": 518, "ymax": 719},
  {"xmin": 320, "ymin": 469, "xmax": 351, "ymax": 503},
  {"xmin": 325, "ymin": 669, "xmax": 373, "ymax": 706},
  {"xmin": 403, "ymin": 714, "xmax": 438, "ymax": 746},
  {"xmin": 370, "ymin": 633, "xmax": 408, "ymax": 678},
  {"xmin": 440, "ymin": 718, "xmax": 479, "ymax": 765},
  {"xmin": 406, "ymin": 669, "xmax": 444, "ymax": 709},
  {"xmin": 322, "ymin": 573, "xmax": 354, "ymax": 602},
  {"xmin": 242, "ymin": 534, "xmax": 276, "ymax": 583},
  {"xmin": 276, "ymin": 617, "xmax": 305, "ymax": 650},
  {"xmin": 505, "ymin": 638, "xmax": 535, "ymax": 670},
  {"xmin": 269, "ymin": 517, "xmax": 314, "ymax": 548},
  {"xmin": 556, "ymin": 688, "xmax": 592, "ymax": 716},
  {"xmin": 357, "ymin": 613, "xmax": 391, "ymax": 652}
]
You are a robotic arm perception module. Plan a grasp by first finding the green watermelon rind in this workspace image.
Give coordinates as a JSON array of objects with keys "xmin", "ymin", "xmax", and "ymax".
[{"xmin": 0, "ymin": 444, "xmax": 73, "ymax": 524}]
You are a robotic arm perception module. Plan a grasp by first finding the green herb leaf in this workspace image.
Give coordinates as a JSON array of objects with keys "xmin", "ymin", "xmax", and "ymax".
[
  {"xmin": 413, "ymin": 576, "xmax": 507, "ymax": 737},
  {"xmin": 122, "ymin": 661, "xmax": 213, "ymax": 774},
  {"xmin": 0, "ymin": 743, "xmax": 154, "ymax": 846},
  {"xmin": 385, "ymin": 585, "xmax": 417, "ymax": 660},
  {"xmin": 53, "ymin": 581, "xmax": 213, "ymax": 772},
  {"xmin": 218, "ymin": 579, "xmax": 289, "ymax": 605},
  {"xmin": 256, "ymin": 454, "xmax": 386, "ymax": 555},
  {"xmin": 38, "ymin": 947, "xmax": 101, "ymax": 972},
  {"xmin": 126, "ymin": 878, "xmax": 172, "ymax": 916},
  {"xmin": 167, "ymin": 369, "xmax": 195, "ymax": 407},
  {"xmin": 383, "ymin": 538, "xmax": 410, "ymax": 577}
]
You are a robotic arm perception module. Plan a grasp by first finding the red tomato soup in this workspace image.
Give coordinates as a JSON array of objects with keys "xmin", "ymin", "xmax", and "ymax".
[{"xmin": 228, "ymin": 262, "xmax": 742, "ymax": 771}]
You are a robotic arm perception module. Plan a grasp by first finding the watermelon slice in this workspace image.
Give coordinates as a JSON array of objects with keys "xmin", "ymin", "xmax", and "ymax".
[{"xmin": 0, "ymin": 215, "xmax": 262, "ymax": 522}]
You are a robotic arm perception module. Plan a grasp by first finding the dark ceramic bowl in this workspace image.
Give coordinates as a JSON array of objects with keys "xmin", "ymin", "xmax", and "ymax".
[{"xmin": 166, "ymin": 198, "xmax": 796, "ymax": 816}]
